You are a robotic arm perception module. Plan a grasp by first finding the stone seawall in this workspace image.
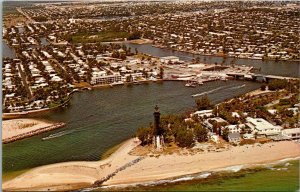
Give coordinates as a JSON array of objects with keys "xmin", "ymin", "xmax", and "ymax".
[{"xmin": 3, "ymin": 122, "xmax": 66, "ymax": 144}]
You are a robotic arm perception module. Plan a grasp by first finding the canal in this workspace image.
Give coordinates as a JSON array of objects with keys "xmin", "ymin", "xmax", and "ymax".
[
  {"xmin": 3, "ymin": 41, "xmax": 299, "ymax": 77},
  {"xmin": 2, "ymin": 40, "xmax": 16, "ymax": 59},
  {"xmin": 123, "ymin": 43, "xmax": 300, "ymax": 78}
]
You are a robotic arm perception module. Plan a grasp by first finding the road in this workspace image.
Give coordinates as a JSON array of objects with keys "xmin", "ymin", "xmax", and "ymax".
[
  {"xmin": 16, "ymin": 7, "xmax": 35, "ymax": 23},
  {"xmin": 17, "ymin": 63, "xmax": 33, "ymax": 100}
]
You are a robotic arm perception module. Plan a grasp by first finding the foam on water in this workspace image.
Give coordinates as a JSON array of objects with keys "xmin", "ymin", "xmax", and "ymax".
[
  {"xmin": 78, "ymin": 157, "xmax": 300, "ymax": 191},
  {"xmin": 229, "ymin": 84, "xmax": 246, "ymax": 90},
  {"xmin": 42, "ymin": 129, "xmax": 76, "ymax": 140},
  {"xmin": 86, "ymin": 172, "xmax": 213, "ymax": 191},
  {"xmin": 215, "ymin": 165, "xmax": 245, "ymax": 173},
  {"xmin": 192, "ymin": 85, "xmax": 231, "ymax": 97}
]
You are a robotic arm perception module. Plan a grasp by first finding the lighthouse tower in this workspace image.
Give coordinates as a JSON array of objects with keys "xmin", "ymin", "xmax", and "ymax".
[{"xmin": 153, "ymin": 105, "xmax": 164, "ymax": 150}]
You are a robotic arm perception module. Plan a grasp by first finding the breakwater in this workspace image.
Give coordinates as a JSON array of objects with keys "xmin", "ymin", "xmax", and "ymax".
[
  {"xmin": 3, "ymin": 122, "xmax": 66, "ymax": 144},
  {"xmin": 93, "ymin": 157, "xmax": 145, "ymax": 186}
]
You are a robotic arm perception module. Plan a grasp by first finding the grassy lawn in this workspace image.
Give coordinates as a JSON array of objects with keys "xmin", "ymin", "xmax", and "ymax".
[{"xmin": 71, "ymin": 31, "xmax": 130, "ymax": 43}]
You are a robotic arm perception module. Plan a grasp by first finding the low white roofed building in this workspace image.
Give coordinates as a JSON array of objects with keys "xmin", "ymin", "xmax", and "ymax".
[
  {"xmin": 51, "ymin": 76, "xmax": 62, "ymax": 82},
  {"xmin": 246, "ymin": 117, "xmax": 282, "ymax": 136},
  {"xmin": 281, "ymin": 128, "xmax": 300, "ymax": 140},
  {"xmin": 160, "ymin": 56, "xmax": 180, "ymax": 63},
  {"xmin": 90, "ymin": 74, "xmax": 122, "ymax": 85},
  {"xmin": 268, "ymin": 109, "xmax": 277, "ymax": 115},
  {"xmin": 193, "ymin": 109, "xmax": 213, "ymax": 118},
  {"xmin": 243, "ymin": 133, "xmax": 254, "ymax": 139},
  {"xmin": 224, "ymin": 124, "xmax": 245, "ymax": 134},
  {"xmin": 228, "ymin": 132, "xmax": 241, "ymax": 144}
]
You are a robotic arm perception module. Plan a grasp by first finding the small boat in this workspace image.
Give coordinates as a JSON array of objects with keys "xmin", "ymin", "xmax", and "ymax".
[
  {"xmin": 81, "ymin": 87, "xmax": 92, "ymax": 91},
  {"xmin": 185, "ymin": 81, "xmax": 197, "ymax": 87},
  {"xmin": 220, "ymin": 76, "xmax": 228, "ymax": 81}
]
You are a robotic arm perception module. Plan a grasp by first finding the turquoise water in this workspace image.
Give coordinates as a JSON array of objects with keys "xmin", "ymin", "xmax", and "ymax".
[{"xmin": 3, "ymin": 81, "xmax": 261, "ymax": 173}]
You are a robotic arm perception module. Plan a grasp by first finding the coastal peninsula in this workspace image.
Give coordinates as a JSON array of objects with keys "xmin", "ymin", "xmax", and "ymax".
[
  {"xmin": 2, "ymin": 1, "xmax": 300, "ymax": 191},
  {"xmin": 2, "ymin": 118, "xmax": 65, "ymax": 144},
  {"xmin": 2, "ymin": 139, "xmax": 300, "ymax": 191}
]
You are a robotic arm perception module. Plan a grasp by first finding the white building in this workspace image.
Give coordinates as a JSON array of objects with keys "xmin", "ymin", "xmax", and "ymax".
[
  {"xmin": 193, "ymin": 109, "xmax": 213, "ymax": 118},
  {"xmin": 90, "ymin": 74, "xmax": 122, "ymax": 85},
  {"xmin": 160, "ymin": 56, "xmax": 180, "ymax": 64},
  {"xmin": 281, "ymin": 128, "xmax": 300, "ymax": 140},
  {"xmin": 228, "ymin": 132, "xmax": 241, "ymax": 144},
  {"xmin": 246, "ymin": 117, "xmax": 282, "ymax": 136},
  {"xmin": 224, "ymin": 124, "xmax": 244, "ymax": 134}
]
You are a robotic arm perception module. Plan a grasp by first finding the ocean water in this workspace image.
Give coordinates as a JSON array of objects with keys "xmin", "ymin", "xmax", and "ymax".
[{"xmin": 108, "ymin": 160, "xmax": 299, "ymax": 192}]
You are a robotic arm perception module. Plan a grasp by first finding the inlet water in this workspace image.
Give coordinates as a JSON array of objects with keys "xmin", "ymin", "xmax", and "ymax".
[{"xmin": 3, "ymin": 81, "xmax": 260, "ymax": 173}]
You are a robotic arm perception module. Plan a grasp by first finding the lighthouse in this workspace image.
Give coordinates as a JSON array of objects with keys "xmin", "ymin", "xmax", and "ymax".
[{"xmin": 153, "ymin": 105, "xmax": 164, "ymax": 150}]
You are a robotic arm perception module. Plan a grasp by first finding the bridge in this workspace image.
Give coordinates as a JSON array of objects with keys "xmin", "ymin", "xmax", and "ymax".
[{"xmin": 226, "ymin": 73, "xmax": 298, "ymax": 83}]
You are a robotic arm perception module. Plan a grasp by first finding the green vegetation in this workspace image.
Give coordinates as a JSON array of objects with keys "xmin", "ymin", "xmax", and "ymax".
[
  {"xmin": 136, "ymin": 114, "xmax": 208, "ymax": 149},
  {"xmin": 127, "ymin": 31, "xmax": 141, "ymax": 40},
  {"xmin": 260, "ymin": 84, "xmax": 266, "ymax": 91},
  {"xmin": 136, "ymin": 127, "xmax": 153, "ymax": 146},
  {"xmin": 194, "ymin": 125, "xmax": 208, "ymax": 142},
  {"xmin": 175, "ymin": 129, "xmax": 194, "ymax": 148},
  {"xmin": 268, "ymin": 79, "xmax": 296, "ymax": 91},
  {"xmin": 212, "ymin": 79, "xmax": 299, "ymax": 127},
  {"xmin": 195, "ymin": 95, "xmax": 213, "ymax": 110},
  {"xmin": 69, "ymin": 31, "xmax": 130, "ymax": 43}
]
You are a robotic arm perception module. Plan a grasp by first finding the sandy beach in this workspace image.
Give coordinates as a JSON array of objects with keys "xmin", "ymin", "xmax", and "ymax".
[
  {"xmin": 2, "ymin": 118, "xmax": 65, "ymax": 143},
  {"xmin": 3, "ymin": 139, "xmax": 300, "ymax": 191}
]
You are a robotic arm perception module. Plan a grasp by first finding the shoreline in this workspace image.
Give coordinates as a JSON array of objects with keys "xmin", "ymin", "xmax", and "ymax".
[
  {"xmin": 152, "ymin": 44, "xmax": 300, "ymax": 63},
  {"xmin": 2, "ymin": 77, "xmax": 261, "ymax": 119},
  {"xmin": 2, "ymin": 118, "xmax": 66, "ymax": 144},
  {"xmin": 3, "ymin": 139, "xmax": 300, "ymax": 191},
  {"xmin": 98, "ymin": 156, "xmax": 300, "ymax": 190},
  {"xmin": 100, "ymin": 141, "xmax": 300, "ymax": 187},
  {"xmin": 2, "ymin": 80, "xmax": 163, "ymax": 119},
  {"xmin": 2, "ymin": 90, "xmax": 79, "ymax": 120}
]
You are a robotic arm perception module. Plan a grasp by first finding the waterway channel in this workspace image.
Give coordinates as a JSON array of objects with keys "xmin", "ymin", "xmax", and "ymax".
[
  {"xmin": 2, "ymin": 40, "xmax": 299, "ymax": 174},
  {"xmin": 122, "ymin": 43, "xmax": 300, "ymax": 78},
  {"xmin": 3, "ymin": 80, "xmax": 261, "ymax": 173}
]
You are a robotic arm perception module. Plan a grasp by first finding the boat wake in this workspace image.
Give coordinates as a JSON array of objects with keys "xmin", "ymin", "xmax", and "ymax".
[
  {"xmin": 192, "ymin": 84, "xmax": 247, "ymax": 97},
  {"xmin": 192, "ymin": 85, "xmax": 230, "ymax": 97},
  {"xmin": 42, "ymin": 130, "xmax": 76, "ymax": 140},
  {"xmin": 229, "ymin": 84, "xmax": 246, "ymax": 90}
]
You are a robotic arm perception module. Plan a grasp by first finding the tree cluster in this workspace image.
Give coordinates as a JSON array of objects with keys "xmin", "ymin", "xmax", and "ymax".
[{"xmin": 136, "ymin": 114, "xmax": 208, "ymax": 148}]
